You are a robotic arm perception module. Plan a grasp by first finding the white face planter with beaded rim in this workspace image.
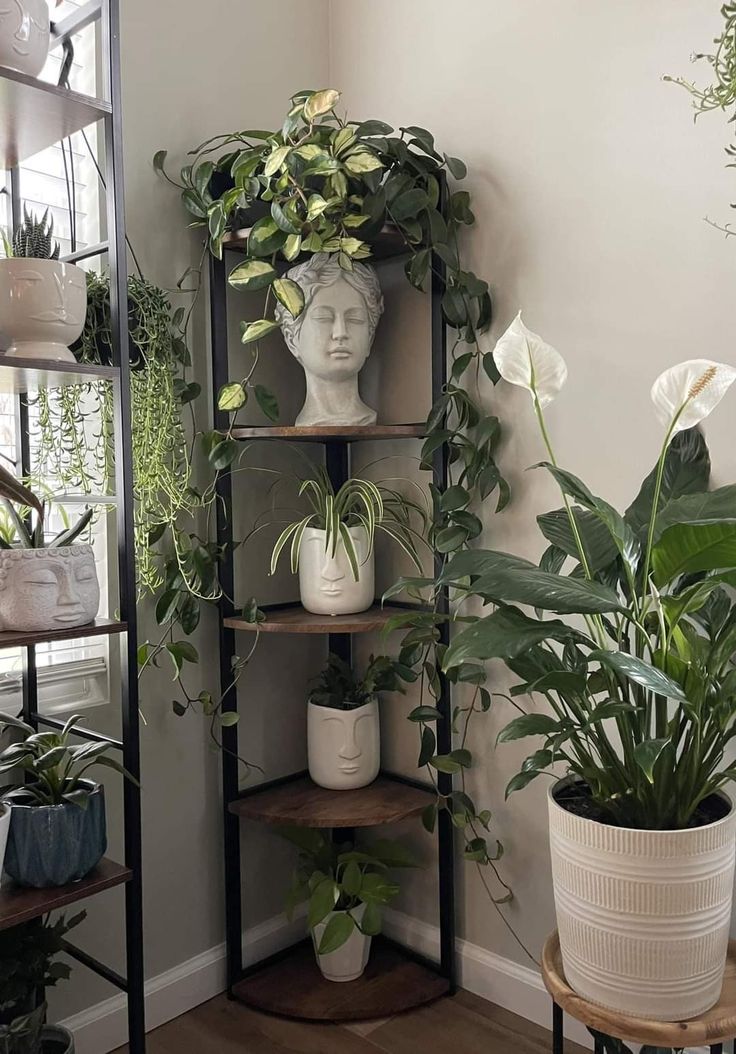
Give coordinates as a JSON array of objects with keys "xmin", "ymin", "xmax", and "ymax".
[{"xmin": 0, "ymin": 545, "xmax": 100, "ymax": 633}]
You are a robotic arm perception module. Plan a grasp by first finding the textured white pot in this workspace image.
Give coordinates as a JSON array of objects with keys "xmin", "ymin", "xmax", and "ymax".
[
  {"xmin": 298, "ymin": 526, "xmax": 374, "ymax": 616},
  {"xmin": 308, "ymin": 698, "xmax": 380, "ymax": 790},
  {"xmin": 0, "ymin": 801, "xmax": 10, "ymax": 876},
  {"xmin": 0, "ymin": 259, "xmax": 87, "ymax": 362},
  {"xmin": 312, "ymin": 904, "xmax": 371, "ymax": 982},
  {"xmin": 0, "ymin": 0, "xmax": 49, "ymax": 76},
  {"xmin": 0, "ymin": 545, "xmax": 100, "ymax": 632},
  {"xmin": 548, "ymin": 778, "xmax": 736, "ymax": 1020}
]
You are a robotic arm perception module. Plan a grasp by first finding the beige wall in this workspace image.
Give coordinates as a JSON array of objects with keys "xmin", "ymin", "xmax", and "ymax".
[{"xmin": 330, "ymin": 0, "xmax": 736, "ymax": 966}]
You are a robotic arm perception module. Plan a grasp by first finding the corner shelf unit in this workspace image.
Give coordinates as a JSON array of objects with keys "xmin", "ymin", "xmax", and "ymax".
[
  {"xmin": 1, "ymin": 3, "xmax": 145, "ymax": 1051},
  {"xmin": 209, "ymin": 205, "xmax": 456, "ymax": 1021}
]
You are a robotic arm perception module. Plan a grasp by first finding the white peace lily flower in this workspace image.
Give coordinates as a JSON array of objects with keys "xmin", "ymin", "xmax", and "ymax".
[
  {"xmin": 650, "ymin": 359, "xmax": 736, "ymax": 435},
  {"xmin": 493, "ymin": 311, "xmax": 568, "ymax": 407}
]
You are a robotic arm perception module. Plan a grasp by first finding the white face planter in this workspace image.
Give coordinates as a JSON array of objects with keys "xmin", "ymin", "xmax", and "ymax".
[
  {"xmin": 0, "ymin": 260, "xmax": 87, "ymax": 363},
  {"xmin": 0, "ymin": 0, "xmax": 49, "ymax": 77},
  {"xmin": 298, "ymin": 526, "xmax": 374, "ymax": 616},
  {"xmin": 0, "ymin": 545, "xmax": 100, "ymax": 633},
  {"xmin": 308, "ymin": 699, "xmax": 380, "ymax": 790},
  {"xmin": 275, "ymin": 253, "xmax": 384, "ymax": 428}
]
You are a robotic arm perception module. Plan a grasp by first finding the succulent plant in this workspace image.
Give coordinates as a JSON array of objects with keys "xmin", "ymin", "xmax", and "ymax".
[
  {"xmin": 11, "ymin": 208, "xmax": 61, "ymax": 261},
  {"xmin": 0, "ymin": 463, "xmax": 93, "ymax": 549}
]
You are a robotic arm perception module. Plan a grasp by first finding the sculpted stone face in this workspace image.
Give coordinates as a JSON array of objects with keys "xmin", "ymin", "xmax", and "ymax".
[
  {"xmin": 0, "ymin": 546, "xmax": 100, "ymax": 632},
  {"xmin": 295, "ymin": 279, "xmax": 372, "ymax": 382},
  {"xmin": 308, "ymin": 699, "xmax": 380, "ymax": 790}
]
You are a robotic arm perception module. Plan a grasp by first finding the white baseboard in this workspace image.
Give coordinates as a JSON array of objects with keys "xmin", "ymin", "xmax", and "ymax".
[{"xmin": 64, "ymin": 908, "xmax": 593, "ymax": 1053}]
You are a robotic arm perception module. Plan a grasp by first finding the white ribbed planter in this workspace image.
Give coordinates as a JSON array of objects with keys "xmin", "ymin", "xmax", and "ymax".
[
  {"xmin": 312, "ymin": 904, "xmax": 371, "ymax": 982},
  {"xmin": 548, "ymin": 778, "xmax": 736, "ymax": 1020}
]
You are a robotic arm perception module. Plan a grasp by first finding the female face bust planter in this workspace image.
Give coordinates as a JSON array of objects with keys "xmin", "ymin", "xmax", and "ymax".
[
  {"xmin": 307, "ymin": 698, "xmax": 380, "ymax": 790},
  {"xmin": 0, "ymin": 546, "xmax": 100, "ymax": 633},
  {"xmin": 274, "ymin": 253, "xmax": 384, "ymax": 427}
]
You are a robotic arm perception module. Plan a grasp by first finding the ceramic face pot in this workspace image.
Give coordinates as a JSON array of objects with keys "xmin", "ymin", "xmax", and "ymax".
[
  {"xmin": 5, "ymin": 780, "xmax": 106, "ymax": 887},
  {"xmin": 0, "ymin": 260, "xmax": 87, "ymax": 363},
  {"xmin": 0, "ymin": 545, "xmax": 99, "ymax": 633},
  {"xmin": 548, "ymin": 777, "xmax": 736, "ymax": 1020},
  {"xmin": 40, "ymin": 1024, "xmax": 75, "ymax": 1053},
  {"xmin": 298, "ymin": 526, "xmax": 374, "ymax": 616},
  {"xmin": 312, "ymin": 904, "xmax": 370, "ymax": 982},
  {"xmin": 308, "ymin": 699, "xmax": 380, "ymax": 790},
  {"xmin": 0, "ymin": 801, "xmax": 9, "ymax": 876},
  {"xmin": 0, "ymin": 0, "xmax": 49, "ymax": 77}
]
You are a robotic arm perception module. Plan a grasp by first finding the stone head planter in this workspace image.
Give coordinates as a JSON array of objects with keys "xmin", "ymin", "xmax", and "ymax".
[
  {"xmin": 5, "ymin": 780, "xmax": 106, "ymax": 888},
  {"xmin": 0, "ymin": 259, "xmax": 87, "ymax": 363},
  {"xmin": 308, "ymin": 698, "xmax": 380, "ymax": 790},
  {"xmin": 274, "ymin": 252, "xmax": 384, "ymax": 427},
  {"xmin": 0, "ymin": 0, "xmax": 49, "ymax": 77},
  {"xmin": 312, "ymin": 904, "xmax": 371, "ymax": 982},
  {"xmin": 0, "ymin": 545, "xmax": 99, "ymax": 633},
  {"xmin": 298, "ymin": 526, "xmax": 374, "ymax": 616},
  {"xmin": 548, "ymin": 776, "xmax": 736, "ymax": 1021}
]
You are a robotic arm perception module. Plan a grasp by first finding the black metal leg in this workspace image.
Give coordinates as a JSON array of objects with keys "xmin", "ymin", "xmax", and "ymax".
[
  {"xmin": 594, "ymin": 1037, "xmax": 603, "ymax": 1054},
  {"xmin": 710, "ymin": 1045, "xmax": 723, "ymax": 1054},
  {"xmin": 552, "ymin": 1002, "xmax": 564, "ymax": 1054}
]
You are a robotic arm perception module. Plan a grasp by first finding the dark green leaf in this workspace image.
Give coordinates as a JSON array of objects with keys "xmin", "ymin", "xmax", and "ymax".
[
  {"xmin": 254, "ymin": 384, "xmax": 280, "ymax": 422},
  {"xmin": 444, "ymin": 606, "xmax": 585, "ymax": 671},
  {"xmin": 590, "ymin": 650, "xmax": 687, "ymax": 702}
]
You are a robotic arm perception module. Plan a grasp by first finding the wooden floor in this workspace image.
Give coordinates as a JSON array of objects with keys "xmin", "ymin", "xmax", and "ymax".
[{"xmin": 114, "ymin": 989, "xmax": 585, "ymax": 1053}]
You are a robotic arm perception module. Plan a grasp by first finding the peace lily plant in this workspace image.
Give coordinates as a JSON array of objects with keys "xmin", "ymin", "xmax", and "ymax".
[{"xmin": 441, "ymin": 311, "xmax": 736, "ymax": 1019}]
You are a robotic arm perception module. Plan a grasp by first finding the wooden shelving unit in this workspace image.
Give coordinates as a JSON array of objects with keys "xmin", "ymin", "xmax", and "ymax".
[
  {"xmin": 209, "ymin": 201, "xmax": 456, "ymax": 1021},
  {"xmin": 0, "ymin": 4, "xmax": 145, "ymax": 1050}
]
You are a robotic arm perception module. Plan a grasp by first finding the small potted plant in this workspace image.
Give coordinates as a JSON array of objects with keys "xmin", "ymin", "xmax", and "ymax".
[
  {"xmin": 0, "ymin": 465, "xmax": 98, "ymax": 633},
  {"xmin": 281, "ymin": 827, "xmax": 417, "ymax": 982},
  {"xmin": 0, "ymin": 210, "xmax": 87, "ymax": 363},
  {"xmin": 0, "ymin": 0, "xmax": 50, "ymax": 78},
  {"xmin": 307, "ymin": 653, "xmax": 405, "ymax": 790},
  {"xmin": 0, "ymin": 911, "xmax": 82, "ymax": 1054},
  {"xmin": 0, "ymin": 713, "xmax": 136, "ymax": 888},
  {"xmin": 269, "ymin": 467, "xmax": 427, "ymax": 616}
]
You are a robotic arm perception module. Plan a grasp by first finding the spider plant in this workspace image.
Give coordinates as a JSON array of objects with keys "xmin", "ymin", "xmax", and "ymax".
[
  {"xmin": 269, "ymin": 466, "xmax": 428, "ymax": 580},
  {"xmin": 0, "ymin": 464, "xmax": 93, "ymax": 549}
]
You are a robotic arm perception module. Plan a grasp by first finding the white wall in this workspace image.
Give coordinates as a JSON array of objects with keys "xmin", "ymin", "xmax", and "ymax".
[{"xmin": 330, "ymin": 0, "xmax": 736, "ymax": 967}]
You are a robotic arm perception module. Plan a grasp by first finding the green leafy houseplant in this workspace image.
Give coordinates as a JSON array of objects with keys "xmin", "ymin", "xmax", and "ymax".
[
  {"xmin": 308, "ymin": 652, "xmax": 406, "ymax": 710},
  {"xmin": 281, "ymin": 827, "xmax": 417, "ymax": 955}
]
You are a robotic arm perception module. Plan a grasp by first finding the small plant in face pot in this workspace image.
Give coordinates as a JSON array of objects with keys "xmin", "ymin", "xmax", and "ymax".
[
  {"xmin": 0, "ymin": 910, "xmax": 83, "ymax": 1054},
  {"xmin": 307, "ymin": 653, "xmax": 405, "ymax": 790},
  {"xmin": 270, "ymin": 467, "xmax": 427, "ymax": 616},
  {"xmin": 0, "ymin": 466, "xmax": 98, "ymax": 634},
  {"xmin": 0, "ymin": 210, "xmax": 87, "ymax": 363},
  {"xmin": 281, "ymin": 827, "xmax": 418, "ymax": 982},
  {"xmin": 0, "ymin": 713, "xmax": 136, "ymax": 888},
  {"xmin": 441, "ymin": 314, "xmax": 736, "ymax": 1020}
]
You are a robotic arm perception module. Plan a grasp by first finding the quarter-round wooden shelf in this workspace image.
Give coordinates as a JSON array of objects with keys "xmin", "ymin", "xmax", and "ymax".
[
  {"xmin": 225, "ymin": 604, "xmax": 416, "ymax": 635},
  {"xmin": 542, "ymin": 930, "xmax": 736, "ymax": 1046},
  {"xmin": 0, "ymin": 858, "xmax": 132, "ymax": 931},
  {"xmin": 230, "ymin": 775, "xmax": 433, "ymax": 828},
  {"xmin": 0, "ymin": 618, "xmax": 126, "ymax": 651},
  {"xmin": 232, "ymin": 938, "xmax": 449, "ymax": 1021},
  {"xmin": 231, "ymin": 424, "xmax": 426, "ymax": 443}
]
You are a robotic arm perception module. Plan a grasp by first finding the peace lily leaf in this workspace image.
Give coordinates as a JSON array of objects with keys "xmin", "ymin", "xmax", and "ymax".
[
  {"xmin": 273, "ymin": 277, "xmax": 305, "ymax": 318},
  {"xmin": 304, "ymin": 88, "xmax": 341, "ymax": 121},
  {"xmin": 240, "ymin": 319, "xmax": 280, "ymax": 344},
  {"xmin": 498, "ymin": 713, "xmax": 560, "ymax": 743},
  {"xmin": 217, "ymin": 382, "xmax": 247, "ymax": 412},
  {"xmin": 443, "ymin": 606, "xmax": 586, "ymax": 671},
  {"xmin": 626, "ymin": 427, "xmax": 711, "ymax": 537},
  {"xmin": 493, "ymin": 311, "xmax": 568, "ymax": 407},
  {"xmin": 538, "ymin": 508, "xmax": 618, "ymax": 572},
  {"xmin": 633, "ymin": 739, "xmax": 670, "ymax": 783},
  {"xmin": 653, "ymin": 485, "xmax": 736, "ymax": 541},
  {"xmin": 651, "ymin": 359, "xmax": 736, "ymax": 435},
  {"xmin": 468, "ymin": 553, "xmax": 624, "ymax": 614},
  {"xmin": 651, "ymin": 520, "xmax": 736, "ymax": 586},
  {"xmin": 589, "ymin": 650, "xmax": 687, "ymax": 702}
]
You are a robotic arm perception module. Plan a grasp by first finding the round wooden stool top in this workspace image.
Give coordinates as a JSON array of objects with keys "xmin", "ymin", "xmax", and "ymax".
[{"xmin": 542, "ymin": 931, "xmax": 736, "ymax": 1046}]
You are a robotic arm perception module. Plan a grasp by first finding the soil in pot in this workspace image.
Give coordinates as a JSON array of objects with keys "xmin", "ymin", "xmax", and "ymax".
[{"xmin": 554, "ymin": 778, "xmax": 731, "ymax": 829}]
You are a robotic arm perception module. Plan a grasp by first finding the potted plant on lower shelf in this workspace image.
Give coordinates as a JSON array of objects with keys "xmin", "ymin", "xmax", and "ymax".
[
  {"xmin": 307, "ymin": 653, "xmax": 406, "ymax": 790},
  {"xmin": 441, "ymin": 314, "xmax": 736, "ymax": 1021},
  {"xmin": 281, "ymin": 827, "xmax": 418, "ymax": 982},
  {"xmin": 269, "ymin": 467, "xmax": 428, "ymax": 616},
  {"xmin": 0, "ymin": 911, "xmax": 83, "ymax": 1054},
  {"xmin": 0, "ymin": 714, "xmax": 136, "ymax": 888}
]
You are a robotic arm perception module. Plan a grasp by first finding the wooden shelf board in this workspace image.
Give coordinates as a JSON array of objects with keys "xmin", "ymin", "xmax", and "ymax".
[
  {"xmin": 231, "ymin": 424, "xmax": 426, "ymax": 443},
  {"xmin": 0, "ymin": 618, "xmax": 126, "ymax": 651},
  {"xmin": 0, "ymin": 67, "xmax": 110, "ymax": 168},
  {"xmin": 0, "ymin": 357, "xmax": 117, "ymax": 394},
  {"xmin": 225, "ymin": 604, "xmax": 416, "ymax": 635},
  {"xmin": 232, "ymin": 938, "xmax": 449, "ymax": 1021},
  {"xmin": 0, "ymin": 857, "xmax": 132, "ymax": 930},
  {"xmin": 223, "ymin": 225, "xmax": 409, "ymax": 262},
  {"xmin": 230, "ymin": 774, "xmax": 433, "ymax": 828}
]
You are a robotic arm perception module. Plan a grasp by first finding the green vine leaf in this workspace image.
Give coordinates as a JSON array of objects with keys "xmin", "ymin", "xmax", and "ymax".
[
  {"xmin": 272, "ymin": 277, "xmax": 305, "ymax": 318},
  {"xmin": 241, "ymin": 319, "xmax": 279, "ymax": 344},
  {"xmin": 218, "ymin": 382, "xmax": 247, "ymax": 412},
  {"xmin": 228, "ymin": 259, "xmax": 277, "ymax": 291}
]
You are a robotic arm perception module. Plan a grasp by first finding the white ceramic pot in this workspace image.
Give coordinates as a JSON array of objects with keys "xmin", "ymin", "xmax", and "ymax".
[
  {"xmin": 0, "ymin": 259, "xmax": 87, "ymax": 363},
  {"xmin": 548, "ymin": 778, "xmax": 736, "ymax": 1020},
  {"xmin": 0, "ymin": 0, "xmax": 49, "ymax": 77},
  {"xmin": 0, "ymin": 545, "xmax": 99, "ymax": 632},
  {"xmin": 298, "ymin": 526, "xmax": 374, "ymax": 616},
  {"xmin": 308, "ymin": 698, "xmax": 380, "ymax": 790},
  {"xmin": 312, "ymin": 904, "xmax": 371, "ymax": 982},
  {"xmin": 0, "ymin": 801, "xmax": 10, "ymax": 876}
]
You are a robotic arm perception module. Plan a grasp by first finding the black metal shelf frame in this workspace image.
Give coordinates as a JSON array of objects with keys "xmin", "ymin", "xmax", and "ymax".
[
  {"xmin": 6, "ymin": 2, "xmax": 145, "ymax": 1051},
  {"xmin": 209, "ymin": 180, "xmax": 456, "ymax": 1007}
]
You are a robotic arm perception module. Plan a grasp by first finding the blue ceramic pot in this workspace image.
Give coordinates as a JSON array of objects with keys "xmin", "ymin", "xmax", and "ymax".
[{"xmin": 4, "ymin": 781, "xmax": 106, "ymax": 888}]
